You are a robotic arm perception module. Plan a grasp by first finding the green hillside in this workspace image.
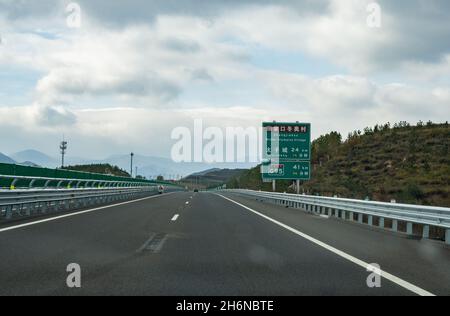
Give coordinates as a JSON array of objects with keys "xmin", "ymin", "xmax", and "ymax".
[
  {"xmin": 63, "ymin": 164, "xmax": 131, "ymax": 177},
  {"xmin": 227, "ymin": 121, "xmax": 450, "ymax": 207},
  {"xmin": 181, "ymin": 168, "xmax": 246, "ymax": 190}
]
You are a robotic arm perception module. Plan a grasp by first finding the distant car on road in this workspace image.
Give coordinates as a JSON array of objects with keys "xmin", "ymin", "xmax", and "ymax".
[
  {"xmin": 194, "ymin": 189, "xmax": 199, "ymax": 193},
  {"xmin": 158, "ymin": 185, "xmax": 165, "ymax": 194}
]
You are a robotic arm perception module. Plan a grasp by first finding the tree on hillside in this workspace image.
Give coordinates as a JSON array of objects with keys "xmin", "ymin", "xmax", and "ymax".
[
  {"xmin": 63, "ymin": 164, "xmax": 130, "ymax": 177},
  {"xmin": 312, "ymin": 131, "xmax": 342, "ymax": 165},
  {"xmin": 225, "ymin": 121, "xmax": 450, "ymax": 207}
]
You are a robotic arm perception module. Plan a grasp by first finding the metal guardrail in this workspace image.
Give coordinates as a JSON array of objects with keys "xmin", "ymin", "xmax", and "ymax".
[
  {"xmin": 0, "ymin": 174, "xmax": 153, "ymax": 190},
  {"xmin": 0, "ymin": 186, "xmax": 159, "ymax": 221},
  {"xmin": 0, "ymin": 163, "xmax": 180, "ymax": 190},
  {"xmin": 227, "ymin": 189, "xmax": 450, "ymax": 245}
]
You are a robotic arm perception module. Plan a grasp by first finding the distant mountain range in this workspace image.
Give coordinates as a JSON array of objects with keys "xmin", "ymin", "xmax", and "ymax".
[
  {"xmin": 0, "ymin": 149, "xmax": 258, "ymax": 179},
  {"xmin": 0, "ymin": 153, "xmax": 15, "ymax": 164},
  {"xmin": 10, "ymin": 150, "xmax": 58, "ymax": 167},
  {"xmin": 182, "ymin": 168, "xmax": 246, "ymax": 189},
  {"xmin": 188, "ymin": 168, "xmax": 222, "ymax": 177}
]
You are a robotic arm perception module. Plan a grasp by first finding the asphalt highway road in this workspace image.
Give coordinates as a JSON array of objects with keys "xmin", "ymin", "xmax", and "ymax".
[{"xmin": 0, "ymin": 191, "xmax": 449, "ymax": 296}]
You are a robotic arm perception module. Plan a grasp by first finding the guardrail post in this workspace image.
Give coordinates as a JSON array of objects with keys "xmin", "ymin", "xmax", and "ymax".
[
  {"xmin": 392, "ymin": 220, "xmax": 398, "ymax": 232},
  {"xmin": 334, "ymin": 209, "xmax": 339, "ymax": 218},
  {"xmin": 379, "ymin": 217, "xmax": 385, "ymax": 228},
  {"xmin": 29, "ymin": 179, "xmax": 36, "ymax": 188},
  {"xmin": 446, "ymin": 229, "xmax": 450, "ymax": 245},
  {"xmin": 6, "ymin": 205, "xmax": 12, "ymax": 219},
  {"xmin": 368, "ymin": 215, "xmax": 373, "ymax": 226},
  {"xmin": 358, "ymin": 213, "xmax": 363, "ymax": 223},
  {"xmin": 406, "ymin": 222, "xmax": 413, "ymax": 235},
  {"xmin": 422, "ymin": 225, "xmax": 429, "ymax": 239},
  {"xmin": 348, "ymin": 211, "xmax": 353, "ymax": 221},
  {"xmin": 9, "ymin": 178, "xmax": 18, "ymax": 190},
  {"xmin": 341, "ymin": 210, "xmax": 346, "ymax": 220}
]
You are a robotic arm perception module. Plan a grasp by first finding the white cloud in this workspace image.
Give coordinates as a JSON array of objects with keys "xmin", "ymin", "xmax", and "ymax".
[
  {"xmin": 0, "ymin": 0, "xmax": 450, "ymax": 159},
  {"xmin": 1, "ymin": 15, "xmax": 251, "ymax": 108},
  {"xmin": 0, "ymin": 103, "xmax": 76, "ymax": 129},
  {"xmin": 399, "ymin": 54, "xmax": 450, "ymax": 82},
  {"xmin": 263, "ymin": 71, "xmax": 450, "ymax": 135},
  {"xmin": 264, "ymin": 72, "xmax": 377, "ymax": 113}
]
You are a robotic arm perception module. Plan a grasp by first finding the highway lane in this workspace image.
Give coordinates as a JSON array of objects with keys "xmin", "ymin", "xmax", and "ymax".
[
  {"xmin": 0, "ymin": 191, "xmax": 446, "ymax": 295},
  {"xmin": 218, "ymin": 192, "xmax": 450, "ymax": 296},
  {"xmin": 0, "ymin": 190, "xmax": 166, "ymax": 231}
]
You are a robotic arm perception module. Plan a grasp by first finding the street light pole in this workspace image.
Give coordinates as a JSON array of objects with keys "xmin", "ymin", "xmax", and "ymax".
[{"xmin": 130, "ymin": 152, "xmax": 134, "ymax": 178}]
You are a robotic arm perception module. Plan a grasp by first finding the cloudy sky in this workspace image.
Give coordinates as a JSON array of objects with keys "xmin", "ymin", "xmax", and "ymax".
[{"xmin": 0, "ymin": 0, "xmax": 449, "ymax": 160}]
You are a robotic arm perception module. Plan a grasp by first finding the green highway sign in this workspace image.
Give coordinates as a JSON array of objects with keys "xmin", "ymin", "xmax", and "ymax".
[
  {"xmin": 261, "ymin": 122, "xmax": 311, "ymax": 180},
  {"xmin": 262, "ymin": 122, "xmax": 311, "ymax": 160},
  {"xmin": 261, "ymin": 161, "xmax": 311, "ymax": 180}
]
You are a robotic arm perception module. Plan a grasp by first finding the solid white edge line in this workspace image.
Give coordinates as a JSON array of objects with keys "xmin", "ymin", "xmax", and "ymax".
[
  {"xmin": 171, "ymin": 214, "xmax": 179, "ymax": 221},
  {"xmin": 0, "ymin": 192, "xmax": 177, "ymax": 233},
  {"xmin": 216, "ymin": 194, "xmax": 435, "ymax": 297}
]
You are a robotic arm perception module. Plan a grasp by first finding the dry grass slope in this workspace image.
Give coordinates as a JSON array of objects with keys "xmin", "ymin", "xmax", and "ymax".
[{"xmin": 227, "ymin": 122, "xmax": 450, "ymax": 207}]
